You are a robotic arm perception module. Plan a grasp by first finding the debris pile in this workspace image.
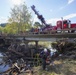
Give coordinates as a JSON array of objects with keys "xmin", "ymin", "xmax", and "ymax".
[
  {"xmin": 0, "ymin": 38, "xmax": 76, "ymax": 74},
  {"xmin": 51, "ymin": 39, "xmax": 76, "ymax": 60},
  {"xmin": 0, "ymin": 43, "xmax": 42, "ymax": 75}
]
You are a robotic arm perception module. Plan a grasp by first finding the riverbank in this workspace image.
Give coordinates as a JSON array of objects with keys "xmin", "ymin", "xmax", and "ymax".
[
  {"xmin": 25, "ymin": 59, "xmax": 76, "ymax": 75},
  {"xmin": 0, "ymin": 40, "xmax": 76, "ymax": 75}
]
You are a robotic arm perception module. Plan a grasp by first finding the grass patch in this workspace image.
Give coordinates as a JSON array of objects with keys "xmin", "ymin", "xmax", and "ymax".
[{"xmin": 32, "ymin": 59, "xmax": 76, "ymax": 75}]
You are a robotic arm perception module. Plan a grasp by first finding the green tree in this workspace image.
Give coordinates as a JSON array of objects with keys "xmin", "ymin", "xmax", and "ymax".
[
  {"xmin": 7, "ymin": 2, "xmax": 32, "ymax": 34},
  {"xmin": 34, "ymin": 22, "xmax": 42, "ymax": 28},
  {"xmin": 0, "ymin": 26, "xmax": 3, "ymax": 34},
  {"xmin": 4, "ymin": 22, "xmax": 18, "ymax": 34}
]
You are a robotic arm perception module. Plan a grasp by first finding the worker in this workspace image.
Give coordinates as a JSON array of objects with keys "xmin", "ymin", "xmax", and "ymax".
[{"xmin": 40, "ymin": 48, "xmax": 50, "ymax": 70}]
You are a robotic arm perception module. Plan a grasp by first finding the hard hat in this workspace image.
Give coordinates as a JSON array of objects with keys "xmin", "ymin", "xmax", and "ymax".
[{"xmin": 44, "ymin": 48, "xmax": 47, "ymax": 52}]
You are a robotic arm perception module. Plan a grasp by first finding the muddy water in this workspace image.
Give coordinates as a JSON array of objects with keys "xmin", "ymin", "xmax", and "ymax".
[{"xmin": 0, "ymin": 53, "xmax": 10, "ymax": 73}]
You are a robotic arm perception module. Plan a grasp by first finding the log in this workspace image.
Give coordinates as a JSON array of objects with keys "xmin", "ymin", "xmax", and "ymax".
[{"xmin": 8, "ymin": 49, "xmax": 24, "ymax": 56}]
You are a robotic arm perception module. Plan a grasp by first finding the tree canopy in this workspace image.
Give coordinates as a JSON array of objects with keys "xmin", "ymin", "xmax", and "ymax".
[
  {"xmin": 34, "ymin": 22, "xmax": 42, "ymax": 28},
  {"xmin": 4, "ymin": 2, "xmax": 32, "ymax": 34}
]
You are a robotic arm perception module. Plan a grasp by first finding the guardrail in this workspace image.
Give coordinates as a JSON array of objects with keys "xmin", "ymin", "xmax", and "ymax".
[
  {"xmin": 0, "ymin": 28, "xmax": 76, "ymax": 37},
  {"xmin": 25, "ymin": 28, "xmax": 76, "ymax": 34}
]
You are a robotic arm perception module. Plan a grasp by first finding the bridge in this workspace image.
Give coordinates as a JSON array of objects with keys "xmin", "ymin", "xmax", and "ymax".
[
  {"xmin": 0, "ymin": 28, "xmax": 76, "ymax": 41},
  {"xmin": 0, "ymin": 31, "xmax": 76, "ymax": 49},
  {"xmin": 0, "ymin": 32, "xmax": 76, "ymax": 42},
  {"xmin": 0, "ymin": 28, "xmax": 76, "ymax": 39}
]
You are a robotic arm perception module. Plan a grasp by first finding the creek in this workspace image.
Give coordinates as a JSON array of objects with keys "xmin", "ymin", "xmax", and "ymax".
[{"xmin": 0, "ymin": 52, "xmax": 10, "ymax": 73}]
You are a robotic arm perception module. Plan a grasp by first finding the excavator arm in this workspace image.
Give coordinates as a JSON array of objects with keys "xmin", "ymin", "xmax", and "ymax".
[
  {"xmin": 31, "ymin": 5, "xmax": 53, "ymax": 32},
  {"xmin": 31, "ymin": 5, "xmax": 47, "ymax": 25}
]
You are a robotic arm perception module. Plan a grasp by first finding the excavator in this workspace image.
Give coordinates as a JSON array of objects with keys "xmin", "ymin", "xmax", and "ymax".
[
  {"xmin": 31, "ymin": 5, "xmax": 76, "ymax": 33},
  {"xmin": 31, "ymin": 5, "xmax": 54, "ymax": 33}
]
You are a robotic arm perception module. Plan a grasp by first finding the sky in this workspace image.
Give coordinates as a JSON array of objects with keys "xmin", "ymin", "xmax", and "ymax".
[{"xmin": 0, "ymin": 0, "xmax": 76, "ymax": 25}]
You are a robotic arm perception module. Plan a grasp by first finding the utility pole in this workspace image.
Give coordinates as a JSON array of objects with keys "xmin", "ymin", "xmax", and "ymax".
[{"xmin": 61, "ymin": 17, "xmax": 63, "ymax": 29}]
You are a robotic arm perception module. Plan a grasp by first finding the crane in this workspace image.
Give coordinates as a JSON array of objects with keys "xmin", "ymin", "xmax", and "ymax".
[
  {"xmin": 31, "ymin": 5, "xmax": 47, "ymax": 26},
  {"xmin": 31, "ymin": 5, "xmax": 54, "ymax": 32}
]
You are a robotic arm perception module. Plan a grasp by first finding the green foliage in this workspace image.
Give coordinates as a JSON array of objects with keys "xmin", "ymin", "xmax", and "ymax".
[
  {"xmin": 0, "ymin": 26, "xmax": 3, "ymax": 29},
  {"xmin": 4, "ymin": 2, "xmax": 32, "ymax": 34},
  {"xmin": 34, "ymin": 22, "xmax": 42, "ymax": 28},
  {"xmin": 51, "ymin": 42, "xmax": 57, "ymax": 49},
  {"xmin": 3, "ymin": 22, "xmax": 18, "ymax": 34},
  {"xmin": 0, "ymin": 26, "xmax": 3, "ymax": 33}
]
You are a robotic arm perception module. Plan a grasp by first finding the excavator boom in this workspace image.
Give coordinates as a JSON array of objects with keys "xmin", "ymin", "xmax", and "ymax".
[
  {"xmin": 31, "ymin": 5, "xmax": 53, "ymax": 32},
  {"xmin": 31, "ymin": 5, "xmax": 47, "ymax": 25}
]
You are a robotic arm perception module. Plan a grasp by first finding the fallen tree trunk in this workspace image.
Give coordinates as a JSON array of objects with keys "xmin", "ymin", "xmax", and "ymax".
[{"xmin": 8, "ymin": 49, "xmax": 24, "ymax": 56}]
